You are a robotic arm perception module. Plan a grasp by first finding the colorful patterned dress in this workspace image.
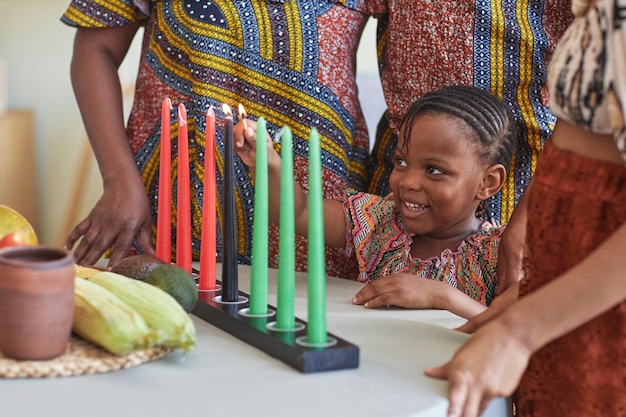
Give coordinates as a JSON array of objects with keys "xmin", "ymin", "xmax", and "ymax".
[
  {"xmin": 61, "ymin": 0, "xmax": 375, "ymax": 279},
  {"xmin": 343, "ymin": 190, "xmax": 503, "ymax": 305},
  {"xmin": 365, "ymin": 0, "xmax": 573, "ymax": 223}
]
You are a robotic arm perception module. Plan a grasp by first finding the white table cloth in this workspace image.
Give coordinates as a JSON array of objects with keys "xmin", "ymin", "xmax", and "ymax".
[{"xmin": 0, "ymin": 264, "xmax": 510, "ymax": 417}]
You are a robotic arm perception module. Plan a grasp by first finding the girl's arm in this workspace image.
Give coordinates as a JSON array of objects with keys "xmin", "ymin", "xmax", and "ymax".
[
  {"xmin": 352, "ymin": 273, "xmax": 487, "ymax": 319},
  {"xmin": 234, "ymin": 123, "xmax": 347, "ymax": 247}
]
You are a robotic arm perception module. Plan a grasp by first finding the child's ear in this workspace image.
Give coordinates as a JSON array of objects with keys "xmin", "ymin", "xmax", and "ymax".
[{"xmin": 476, "ymin": 164, "xmax": 507, "ymax": 200}]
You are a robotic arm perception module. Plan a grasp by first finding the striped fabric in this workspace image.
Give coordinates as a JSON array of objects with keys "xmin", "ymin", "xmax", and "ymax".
[
  {"xmin": 366, "ymin": 0, "xmax": 573, "ymax": 223},
  {"xmin": 343, "ymin": 190, "xmax": 503, "ymax": 305},
  {"xmin": 61, "ymin": 0, "xmax": 374, "ymax": 279}
]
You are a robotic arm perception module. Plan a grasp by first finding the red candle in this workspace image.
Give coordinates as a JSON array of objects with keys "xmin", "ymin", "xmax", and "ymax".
[
  {"xmin": 199, "ymin": 106, "xmax": 217, "ymax": 290},
  {"xmin": 156, "ymin": 98, "xmax": 172, "ymax": 263},
  {"xmin": 176, "ymin": 103, "xmax": 192, "ymax": 273}
]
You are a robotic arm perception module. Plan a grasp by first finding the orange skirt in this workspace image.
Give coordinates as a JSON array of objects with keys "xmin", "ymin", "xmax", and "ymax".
[{"xmin": 515, "ymin": 141, "xmax": 626, "ymax": 416}]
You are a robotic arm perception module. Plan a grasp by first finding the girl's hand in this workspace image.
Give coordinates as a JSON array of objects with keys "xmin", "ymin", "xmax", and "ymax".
[
  {"xmin": 233, "ymin": 118, "xmax": 280, "ymax": 170},
  {"xmin": 352, "ymin": 273, "xmax": 439, "ymax": 309},
  {"xmin": 233, "ymin": 119, "xmax": 259, "ymax": 168},
  {"xmin": 424, "ymin": 319, "xmax": 530, "ymax": 417},
  {"xmin": 353, "ymin": 273, "xmax": 487, "ymax": 319}
]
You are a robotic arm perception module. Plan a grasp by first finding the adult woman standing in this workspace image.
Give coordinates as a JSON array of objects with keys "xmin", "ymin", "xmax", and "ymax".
[
  {"xmin": 61, "ymin": 0, "xmax": 374, "ymax": 278},
  {"xmin": 426, "ymin": 0, "xmax": 626, "ymax": 414}
]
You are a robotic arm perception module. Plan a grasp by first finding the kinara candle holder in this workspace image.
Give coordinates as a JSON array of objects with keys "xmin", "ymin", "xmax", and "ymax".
[{"xmin": 192, "ymin": 285, "xmax": 359, "ymax": 373}]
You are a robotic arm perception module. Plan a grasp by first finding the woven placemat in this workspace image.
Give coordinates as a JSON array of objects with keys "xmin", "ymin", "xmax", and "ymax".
[{"xmin": 0, "ymin": 336, "xmax": 172, "ymax": 379}]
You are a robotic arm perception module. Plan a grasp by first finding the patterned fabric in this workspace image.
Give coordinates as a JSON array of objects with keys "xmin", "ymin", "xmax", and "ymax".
[
  {"xmin": 548, "ymin": 0, "xmax": 626, "ymax": 162},
  {"xmin": 366, "ymin": 0, "xmax": 573, "ymax": 223},
  {"xmin": 61, "ymin": 0, "xmax": 375, "ymax": 279},
  {"xmin": 516, "ymin": 141, "xmax": 626, "ymax": 416},
  {"xmin": 343, "ymin": 190, "xmax": 502, "ymax": 305}
]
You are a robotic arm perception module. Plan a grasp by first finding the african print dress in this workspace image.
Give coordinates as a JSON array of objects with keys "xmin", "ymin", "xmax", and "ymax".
[
  {"xmin": 343, "ymin": 190, "xmax": 502, "ymax": 305},
  {"xmin": 365, "ymin": 0, "xmax": 573, "ymax": 223},
  {"xmin": 61, "ymin": 0, "xmax": 375, "ymax": 279}
]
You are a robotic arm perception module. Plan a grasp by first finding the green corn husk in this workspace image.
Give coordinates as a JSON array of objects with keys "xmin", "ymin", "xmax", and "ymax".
[
  {"xmin": 89, "ymin": 271, "xmax": 196, "ymax": 352},
  {"xmin": 73, "ymin": 278, "xmax": 163, "ymax": 355}
]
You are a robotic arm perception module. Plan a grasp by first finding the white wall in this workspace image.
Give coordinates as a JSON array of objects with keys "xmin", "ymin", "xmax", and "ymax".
[
  {"xmin": 357, "ymin": 19, "xmax": 386, "ymax": 141},
  {"xmin": 0, "ymin": 1, "xmax": 383, "ymax": 246}
]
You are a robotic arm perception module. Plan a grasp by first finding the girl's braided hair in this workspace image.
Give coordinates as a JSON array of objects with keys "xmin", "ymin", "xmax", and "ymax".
[{"xmin": 399, "ymin": 85, "xmax": 517, "ymax": 172}]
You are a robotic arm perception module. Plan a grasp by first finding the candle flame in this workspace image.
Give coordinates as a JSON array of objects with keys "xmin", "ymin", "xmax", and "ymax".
[
  {"xmin": 222, "ymin": 103, "xmax": 233, "ymax": 119},
  {"xmin": 237, "ymin": 103, "xmax": 247, "ymax": 119},
  {"xmin": 178, "ymin": 103, "xmax": 188, "ymax": 126},
  {"xmin": 237, "ymin": 103, "xmax": 248, "ymax": 129},
  {"xmin": 208, "ymin": 105, "xmax": 214, "ymax": 117}
]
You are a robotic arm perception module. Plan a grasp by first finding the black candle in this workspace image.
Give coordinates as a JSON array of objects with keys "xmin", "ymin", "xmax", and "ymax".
[{"xmin": 221, "ymin": 104, "xmax": 238, "ymax": 302}]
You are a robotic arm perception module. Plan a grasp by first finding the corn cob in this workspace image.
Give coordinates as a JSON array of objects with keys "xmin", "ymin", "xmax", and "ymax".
[
  {"xmin": 88, "ymin": 271, "xmax": 196, "ymax": 352},
  {"xmin": 73, "ymin": 277, "xmax": 163, "ymax": 355}
]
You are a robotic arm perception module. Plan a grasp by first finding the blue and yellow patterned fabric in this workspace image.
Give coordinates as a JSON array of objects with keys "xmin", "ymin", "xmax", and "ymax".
[
  {"xmin": 365, "ymin": 0, "xmax": 573, "ymax": 223},
  {"xmin": 62, "ymin": 0, "xmax": 374, "ymax": 279}
]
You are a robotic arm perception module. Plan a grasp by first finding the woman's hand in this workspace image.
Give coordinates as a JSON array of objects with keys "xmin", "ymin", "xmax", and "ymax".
[
  {"xmin": 425, "ymin": 318, "xmax": 530, "ymax": 417},
  {"xmin": 65, "ymin": 175, "xmax": 154, "ymax": 267}
]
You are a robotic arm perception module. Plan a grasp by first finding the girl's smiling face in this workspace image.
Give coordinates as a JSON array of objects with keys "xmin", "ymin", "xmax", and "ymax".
[{"xmin": 389, "ymin": 113, "xmax": 488, "ymax": 239}]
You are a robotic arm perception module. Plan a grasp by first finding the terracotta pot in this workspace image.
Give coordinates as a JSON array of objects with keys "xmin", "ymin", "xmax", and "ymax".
[{"xmin": 0, "ymin": 246, "xmax": 75, "ymax": 360}]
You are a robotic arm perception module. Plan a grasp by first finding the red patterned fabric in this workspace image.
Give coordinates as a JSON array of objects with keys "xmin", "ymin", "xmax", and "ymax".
[
  {"xmin": 516, "ymin": 141, "xmax": 626, "ymax": 416},
  {"xmin": 366, "ymin": 0, "xmax": 573, "ymax": 224}
]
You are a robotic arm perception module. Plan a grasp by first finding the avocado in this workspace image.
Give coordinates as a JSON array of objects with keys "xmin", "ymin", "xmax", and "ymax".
[
  {"xmin": 110, "ymin": 254, "xmax": 166, "ymax": 281},
  {"xmin": 144, "ymin": 264, "xmax": 198, "ymax": 313}
]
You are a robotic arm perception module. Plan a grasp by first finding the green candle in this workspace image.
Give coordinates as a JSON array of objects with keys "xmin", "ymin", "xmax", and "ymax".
[
  {"xmin": 307, "ymin": 128, "xmax": 327, "ymax": 343},
  {"xmin": 276, "ymin": 127, "xmax": 295, "ymax": 329},
  {"xmin": 249, "ymin": 117, "xmax": 269, "ymax": 315}
]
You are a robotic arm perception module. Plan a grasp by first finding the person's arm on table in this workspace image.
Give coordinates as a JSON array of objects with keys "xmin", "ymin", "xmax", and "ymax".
[
  {"xmin": 352, "ymin": 273, "xmax": 487, "ymax": 319},
  {"xmin": 424, "ymin": 222, "xmax": 626, "ymax": 417},
  {"xmin": 65, "ymin": 24, "xmax": 156, "ymax": 267}
]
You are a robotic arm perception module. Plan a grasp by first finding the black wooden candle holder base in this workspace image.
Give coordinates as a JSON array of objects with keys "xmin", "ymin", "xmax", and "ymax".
[{"xmin": 192, "ymin": 288, "xmax": 359, "ymax": 373}]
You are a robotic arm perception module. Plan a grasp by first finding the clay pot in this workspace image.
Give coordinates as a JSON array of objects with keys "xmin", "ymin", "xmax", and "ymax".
[{"xmin": 0, "ymin": 246, "xmax": 75, "ymax": 360}]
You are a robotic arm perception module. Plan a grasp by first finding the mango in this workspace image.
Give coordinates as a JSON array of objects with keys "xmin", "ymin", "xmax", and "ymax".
[{"xmin": 0, "ymin": 205, "xmax": 38, "ymax": 247}]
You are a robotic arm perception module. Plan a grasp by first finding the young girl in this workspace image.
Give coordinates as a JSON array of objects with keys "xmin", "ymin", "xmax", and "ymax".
[{"xmin": 234, "ymin": 85, "xmax": 517, "ymax": 319}]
